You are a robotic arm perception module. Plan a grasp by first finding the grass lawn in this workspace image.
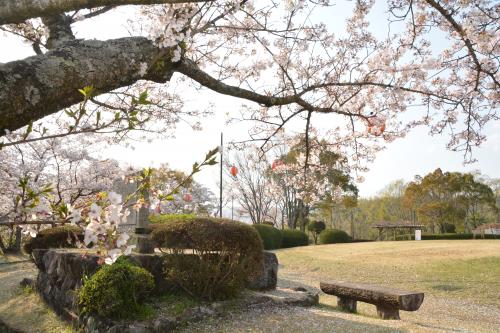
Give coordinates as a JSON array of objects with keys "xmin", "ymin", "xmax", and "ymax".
[
  {"xmin": 1, "ymin": 240, "xmax": 499, "ymax": 332},
  {"xmin": 277, "ymin": 240, "xmax": 500, "ymax": 306}
]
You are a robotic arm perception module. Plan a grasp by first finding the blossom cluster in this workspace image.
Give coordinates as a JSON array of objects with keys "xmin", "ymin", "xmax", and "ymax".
[{"xmin": 20, "ymin": 191, "xmax": 135, "ymax": 265}]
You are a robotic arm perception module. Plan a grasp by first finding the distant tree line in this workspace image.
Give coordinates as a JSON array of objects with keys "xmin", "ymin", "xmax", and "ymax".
[{"xmin": 311, "ymin": 169, "xmax": 499, "ymax": 239}]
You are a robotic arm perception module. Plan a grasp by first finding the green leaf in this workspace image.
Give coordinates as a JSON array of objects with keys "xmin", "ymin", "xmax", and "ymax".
[
  {"xmin": 78, "ymin": 86, "xmax": 94, "ymax": 98},
  {"xmin": 138, "ymin": 90, "xmax": 150, "ymax": 105},
  {"xmin": 23, "ymin": 121, "xmax": 33, "ymax": 140},
  {"xmin": 65, "ymin": 110, "xmax": 75, "ymax": 118}
]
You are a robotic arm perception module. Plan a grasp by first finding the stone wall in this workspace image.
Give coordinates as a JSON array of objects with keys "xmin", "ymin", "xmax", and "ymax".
[{"xmin": 32, "ymin": 249, "xmax": 278, "ymax": 317}]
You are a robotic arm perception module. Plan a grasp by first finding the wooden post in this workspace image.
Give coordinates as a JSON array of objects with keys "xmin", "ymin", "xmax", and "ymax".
[
  {"xmin": 376, "ymin": 305, "xmax": 400, "ymax": 320},
  {"xmin": 338, "ymin": 297, "xmax": 357, "ymax": 312}
]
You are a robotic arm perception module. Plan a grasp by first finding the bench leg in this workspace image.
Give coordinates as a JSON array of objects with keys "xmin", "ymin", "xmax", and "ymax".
[
  {"xmin": 337, "ymin": 297, "xmax": 357, "ymax": 312},
  {"xmin": 376, "ymin": 305, "xmax": 400, "ymax": 320}
]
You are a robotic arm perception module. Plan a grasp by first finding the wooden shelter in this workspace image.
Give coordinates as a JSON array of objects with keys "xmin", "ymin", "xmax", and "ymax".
[{"xmin": 372, "ymin": 221, "xmax": 424, "ymax": 241}]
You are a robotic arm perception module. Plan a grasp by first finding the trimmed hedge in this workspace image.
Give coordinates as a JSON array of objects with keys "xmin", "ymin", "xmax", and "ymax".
[
  {"xmin": 319, "ymin": 229, "xmax": 352, "ymax": 244},
  {"xmin": 280, "ymin": 229, "xmax": 309, "ymax": 248},
  {"xmin": 253, "ymin": 224, "xmax": 282, "ymax": 250},
  {"xmin": 149, "ymin": 214, "xmax": 196, "ymax": 224},
  {"xmin": 78, "ymin": 258, "xmax": 154, "ymax": 319},
  {"xmin": 23, "ymin": 225, "xmax": 83, "ymax": 255},
  {"xmin": 151, "ymin": 217, "xmax": 263, "ymax": 300},
  {"xmin": 396, "ymin": 233, "xmax": 499, "ymax": 240}
]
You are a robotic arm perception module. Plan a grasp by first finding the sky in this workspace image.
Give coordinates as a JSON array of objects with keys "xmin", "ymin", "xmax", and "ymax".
[{"xmin": 1, "ymin": 2, "xmax": 499, "ymax": 199}]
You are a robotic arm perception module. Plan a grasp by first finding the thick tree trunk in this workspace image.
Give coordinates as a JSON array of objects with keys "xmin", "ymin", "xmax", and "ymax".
[{"xmin": 0, "ymin": 37, "xmax": 175, "ymax": 133}]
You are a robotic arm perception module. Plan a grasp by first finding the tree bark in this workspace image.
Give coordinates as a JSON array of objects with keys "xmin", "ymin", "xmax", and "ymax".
[{"xmin": 0, "ymin": 37, "xmax": 175, "ymax": 133}]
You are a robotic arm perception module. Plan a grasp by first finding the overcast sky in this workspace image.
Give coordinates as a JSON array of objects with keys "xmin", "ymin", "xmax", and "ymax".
[{"xmin": 1, "ymin": 3, "xmax": 499, "ymax": 199}]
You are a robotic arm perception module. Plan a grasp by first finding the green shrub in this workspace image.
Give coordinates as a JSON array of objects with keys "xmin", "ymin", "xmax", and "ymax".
[
  {"xmin": 319, "ymin": 229, "xmax": 352, "ymax": 244},
  {"xmin": 280, "ymin": 229, "xmax": 309, "ymax": 248},
  {"xmin": 78, "ymin": 259, "xmax": 155, "ymax": 319},
  {"xmin": 307, "ymin": 221, "xmax": 326, "ymax": 244},
  {"xmin": 23, "ymin": 225, "xmax": 83, "ymax": 255},
  {"xmin": 253, "ymin": 224, "xmax": 282, "ymax": 250},
  {"xmin": 151, "ymin": 217, "xmax": 263, "ymax": 300}
]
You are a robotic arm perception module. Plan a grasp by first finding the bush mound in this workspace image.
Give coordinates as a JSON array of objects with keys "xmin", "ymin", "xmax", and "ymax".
[
  {"xmin": 280, "ymin": 229, "xmax": 309, "ymax": 248},
  {"xmin": 319, "ymin": 229, "xmax": 352, "ymax": 244},
  {"xmin": 23, "ymin": 225, "xmax": 83, "ymax": 254},
  {"xmin": 151, "ymin": 217, "xmax": 263, "ymax": 300},
  {"xmin": 78, "ymin": 259, "xmax": 155, "ymax": 319},
  {"xmin": 253, "ymin": 224, "xmax": 282, "ymax": 250}
]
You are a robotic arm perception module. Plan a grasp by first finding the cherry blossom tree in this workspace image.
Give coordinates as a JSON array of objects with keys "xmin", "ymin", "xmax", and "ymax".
[
  {"xmin": 269, "ymin": 135, "xmax": 357, "ymax": 231},
  {"xmin": 0, "ymin": 0, "xmax": 497, "ymax": 166},
  {"xmin": 0, "ymin": 0, "xmax": 498, "ymax": 258},
  {"xmin": 0, "ymin": 136, "xmax": 123, "ymax": 252}
]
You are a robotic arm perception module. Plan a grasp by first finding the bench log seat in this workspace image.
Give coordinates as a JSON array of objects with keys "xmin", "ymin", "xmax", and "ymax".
[{"xmin": 320, "ymin": 281, "xmax": 424, "ymax": 319}]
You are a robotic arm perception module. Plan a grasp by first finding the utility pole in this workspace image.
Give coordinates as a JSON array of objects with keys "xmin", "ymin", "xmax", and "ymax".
[{"xmin": 219, "ymin": 132, "xmax": 223, "ymax": 218}]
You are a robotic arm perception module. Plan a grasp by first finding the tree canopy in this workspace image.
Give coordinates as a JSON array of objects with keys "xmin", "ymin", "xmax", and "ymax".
[
  {"xmin": 0, "ymin": 0, "xmax": 497, "ymax": 166},
  {"xmin": 403, "ymin": 168, "xmax": 497, "ymax": 233}
]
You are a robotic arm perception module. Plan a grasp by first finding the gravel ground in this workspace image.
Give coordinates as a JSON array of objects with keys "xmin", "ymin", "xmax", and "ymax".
[{"xmin": 178, "ymin": 279, "xmax": 500, "ymax": 333}]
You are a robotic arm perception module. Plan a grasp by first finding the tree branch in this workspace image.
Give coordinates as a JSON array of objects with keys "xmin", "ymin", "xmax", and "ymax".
[
  {"xmin": 42, "ymin": 14, "xmax": 75, "ymax": 49},
  {"xmin": 0, "ymin": 0, "xmax": 211, "ymax": 25},
  {"xmin": 177, "ymin": 59, "xmax": 356, "ymax": 117}
]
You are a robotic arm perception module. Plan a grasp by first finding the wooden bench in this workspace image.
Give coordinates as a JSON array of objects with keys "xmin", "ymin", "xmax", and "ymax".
[{"xmin": 320, "ymin": 281, "xmax": 424, "ymax": 319}]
